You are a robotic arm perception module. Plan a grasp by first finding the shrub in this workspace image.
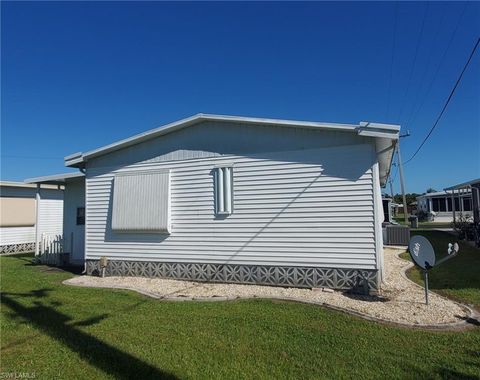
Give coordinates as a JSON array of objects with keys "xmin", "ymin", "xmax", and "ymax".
[
  {"xmin": 451, "ymin": 213, "xmax": 473, "ymax": 240},
  {"xmin": 417, "ymin": 210, "xmax": 429, "ymax": 222}
]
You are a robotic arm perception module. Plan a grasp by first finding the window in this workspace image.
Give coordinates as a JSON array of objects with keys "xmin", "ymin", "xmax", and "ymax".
[
  {"xmin": 454, "ymin": 198, "xmax": 460, "ymax": 211},
  {"xmin": 214, "ymin": 166, "xmax": 233, "ymax": 215},
  {"xmin": 439, "ymin": 198, "xmax": 446, "ymax": 212},
  {"xmin": 76, "ymin": 207, "xmax": 85, "ymax": 225},
  {"xmin": 112, "ymin": 170, "xmax": 170, "ymax": 233},
  {"xmin": 0, "ymin": 197, "xmax": 35, "ymax": 227},
  {"xmin": 463, "ymin": 198, "xmax": 472, "ymax": 211},
  {"xmin": 432, "ymin": 197, "xmax": 446, "ymax": 212}
]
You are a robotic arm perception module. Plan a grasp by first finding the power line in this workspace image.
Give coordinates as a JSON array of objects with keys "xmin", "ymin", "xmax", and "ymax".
[
  {"xmin": 404, "ymin": 37, "xmax": 480, "ymax": 165},
  {"xmin": 396, "ymin": 1, "xmax": 430, "ymax": 123},
  {"xmin": 385, "ymin": 1, "xmax": 399, "ymax": 120},
  {"xmin": 401, "ymin": 4, "xmax": 446, "ymax": 126},
  {"xmin": 1, "ymin": 155, "xmax": 61, "ymax": 160},
  {"xmin": 404, "ymin": 3, "xmax": 468, "ymax": 130}
]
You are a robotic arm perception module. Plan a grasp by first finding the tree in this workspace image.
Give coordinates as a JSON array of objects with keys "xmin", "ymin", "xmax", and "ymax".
[
  {"xmin": 426, "ymin": 188, "xmax": 437, "ymax": 193},
  {"xmin": 393, "ymin": 193, "xmax": 419, "ymax": 206}
]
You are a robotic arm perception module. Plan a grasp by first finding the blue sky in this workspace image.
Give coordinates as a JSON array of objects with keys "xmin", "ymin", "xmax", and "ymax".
[{"xmin": 1, "ymin": 1, "xmax": 479, "ymax": 193}]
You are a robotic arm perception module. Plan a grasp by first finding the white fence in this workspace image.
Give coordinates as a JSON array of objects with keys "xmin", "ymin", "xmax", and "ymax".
[{"xmin": 38, "ymin": 233, "xmax": 64, "ymax": 265}]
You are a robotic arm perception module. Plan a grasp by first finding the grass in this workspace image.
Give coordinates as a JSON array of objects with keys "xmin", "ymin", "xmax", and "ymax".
[
  {"xmin": 1, "ymin": 253, "xmax": 480, "ymax": 379},
  {"xmin": 401, "ymin": 230, "xmax": 480, "ymax": 310},
  {"xmin": 393, "ymin": 214, "xmax": 451, "ymax": 229}
]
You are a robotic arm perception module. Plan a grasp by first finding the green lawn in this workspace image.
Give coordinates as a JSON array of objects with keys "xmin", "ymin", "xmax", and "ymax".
[
  {"xmin": 401, "ymin": 230, "xmax": 480, "ymax": 310},
  {"xmin": 1, "ymin": 253, "xmax": 480, "ymax": 379},
  {"xmin": 393, "ymin": 214, "xmax": 451, "ymax": 229}
]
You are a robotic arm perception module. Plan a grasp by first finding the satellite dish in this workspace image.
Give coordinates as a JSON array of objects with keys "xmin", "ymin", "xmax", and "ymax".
[
  {"xmin": 448, "ymin": 242, "xmax": 459, "ymax": 256},
  {"xmin": 408, "ymin": 235, "xmax": 435, "ymax": 269},
  {"xmin": 408, "ymin": 236, "xmax": 459, "ymax": 306}
]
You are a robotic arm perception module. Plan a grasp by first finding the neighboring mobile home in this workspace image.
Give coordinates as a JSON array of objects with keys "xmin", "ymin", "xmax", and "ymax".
[
  {"xmin": 416, "ymin": 190, "xmax": 473, "ymax": 222},
  {"xmin": 30, "ymin": 114, "xmax": 400, "ymax": 294},
  {"xmin": 0, "ymin": 181, "xmax": 63, "ymax": 254},
  {"xmin": 25, "ymin": 173, "xmax": 85, "ymax": 265},
  {"xmin": 445, "ymin": 178, "xmax": 480, "ymax": 225}
]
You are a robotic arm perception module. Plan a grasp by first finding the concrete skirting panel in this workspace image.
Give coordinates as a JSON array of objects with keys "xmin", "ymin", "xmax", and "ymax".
[
  {"xmin": 85, "ymin": 259, "xmax": 378, "ymax": 294},
  {"xmin": 0, "ymin": 242, "xmax": 35, "ymax": 254}
]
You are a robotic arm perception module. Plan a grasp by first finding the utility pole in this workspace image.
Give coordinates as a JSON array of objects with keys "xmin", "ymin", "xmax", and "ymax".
[
  {"xmin": 397, "ymin": 132, "xmax": 410, "ymax": 225},
  {"xmin": 389, "ymin": 171, "xmax": 394, "ymax": 199}
]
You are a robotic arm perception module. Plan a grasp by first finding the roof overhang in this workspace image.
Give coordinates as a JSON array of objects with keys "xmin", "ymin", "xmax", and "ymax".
[
  {"xmin": 444, "ymin": 178, "xmax": 480, "ymax": 191},
  {"xmin": 1, "ymin": 181, "xmax": 41, "ymax": 189},
  {"xmin": 25, "ymin": 172, "xmax": 85, "ymax": 185},
  {"xmin": 64, "ymin": 113, "xmax": 400, "ymax": 186},
  {"xmin": 0, "ymin": 181, "xmax": 65, "ymax": 191},
  {"xmin": 418, "ymin": 189, "xmax": 473, "ymax": 199},
  {"xmin": 417, "ymin": 191, "xmax": 449, "ymax": 198}
]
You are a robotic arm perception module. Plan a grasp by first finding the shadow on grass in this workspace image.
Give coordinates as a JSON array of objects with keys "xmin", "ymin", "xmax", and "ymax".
[
  {"xmin": 25, "ymin": 262, "xmax": 84, "ymax": 275},
  {"xmin": 1, "ymin": 288, "xmax": 178, "ymax": 379},
  {"xmin": 397, "ymin": 354, "xmax": 480, "ymax": 380}
]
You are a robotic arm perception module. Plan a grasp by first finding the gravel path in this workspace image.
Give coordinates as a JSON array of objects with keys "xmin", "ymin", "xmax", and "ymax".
[{"xmin": 64, "ymin": 248, "xmax": 471, "ymax": 327}]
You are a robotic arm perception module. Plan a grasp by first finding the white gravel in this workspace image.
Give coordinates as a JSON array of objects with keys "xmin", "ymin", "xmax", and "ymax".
[{"xmin": 65, "ymin": 248, "xmax": 470, "ymax": 327}]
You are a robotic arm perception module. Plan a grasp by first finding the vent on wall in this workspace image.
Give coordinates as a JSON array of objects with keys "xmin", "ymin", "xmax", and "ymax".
[
  {"xmin": 214, "ymin": 166, "xmax": 234, "ymax": 215},
  {"xmin": 112, "ymin": 170, "xmax": 170, "ymax": 233}
]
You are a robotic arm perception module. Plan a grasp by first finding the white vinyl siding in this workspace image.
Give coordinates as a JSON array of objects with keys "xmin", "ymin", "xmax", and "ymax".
[
  {"xmin": 0, "ymin": 226, "xmax": 35, "ymax": 245},
  {"xmin": 38, "ymin": 197, "xmax": 63, "ymax": 238},
  {"xmin": 0, "ymin": 193, "xmax": 63, "ymax": 246},
  {"xmin": 214, "ymin": 167, "xmax": 233, "ymax": 215},
  {"xmin": 90, "ymin": 120, "xmax": 370, "ymax": 169},
  {"xmin": 112, "ymin": 171, "xmax": 170, "ymax": 233},
  {"xmin": 85, "ymin": 144, "xmax": 377, "ymax": 270}
]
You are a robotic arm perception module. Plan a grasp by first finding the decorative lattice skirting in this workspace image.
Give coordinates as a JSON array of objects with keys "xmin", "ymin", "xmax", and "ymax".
[
  {"xmin": 0, "ymin": 242, "xmax": 35, "ymax": 255},
  {"xmin": 86, "ymin": 260, "xmax": 378, "ymax": 294}
]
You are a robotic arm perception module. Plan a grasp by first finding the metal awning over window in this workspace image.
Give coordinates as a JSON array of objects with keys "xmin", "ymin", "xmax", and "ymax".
[{"xmin": 112, "ymin": 170, "xmax": 170, "ymax": 233}]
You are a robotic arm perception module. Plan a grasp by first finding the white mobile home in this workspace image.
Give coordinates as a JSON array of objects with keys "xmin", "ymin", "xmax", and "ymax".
[
  {"xmin": 445, "ymin": 178, "xmax": 480, "ymax": 225},
  {"xmin": 416, "ymin": 190, "xmax": 473, "ymax": 222},
  {"xmin": 33, "ymin": 114, "xmax": 399, "ymax": 294},
  {"xmin": 0, "ymin": 181, "xmax": 63, "ymax": 254}
]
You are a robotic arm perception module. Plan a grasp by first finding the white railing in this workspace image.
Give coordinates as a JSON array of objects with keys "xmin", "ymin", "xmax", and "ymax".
[{"xmin": 38, "ymin": 233, "xmax": 64, "ymax": 265}]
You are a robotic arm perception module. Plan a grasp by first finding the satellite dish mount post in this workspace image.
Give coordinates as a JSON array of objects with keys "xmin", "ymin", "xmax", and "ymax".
[{"xmin": 423, "ymin": 268, "xmax": 430, "ymax": 305}]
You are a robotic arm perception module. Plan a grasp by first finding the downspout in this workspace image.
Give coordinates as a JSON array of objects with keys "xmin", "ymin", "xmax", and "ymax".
[
  {"xmin": 79, "ymin": 166, "xmax": 87, "ymax": 274},
  {"xmin": 372, "ymin": 162, "xmax": 384, "ymax": 289},
  {"xmin": 34, "ymin": 184, "xmax": 41, "ymax": 260}
]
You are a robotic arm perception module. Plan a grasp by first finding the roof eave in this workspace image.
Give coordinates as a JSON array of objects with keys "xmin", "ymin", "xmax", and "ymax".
[
  {"xmin": 25, "ymin": 172, "xmax": 85, "ymax": 185},
  {"xmin": 63, "ymin": 114, "xmax": 400, "ymax": 169},
  {"xmin": 444, "ymin": 178, "xmax": 480, "ymax": 191}
]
